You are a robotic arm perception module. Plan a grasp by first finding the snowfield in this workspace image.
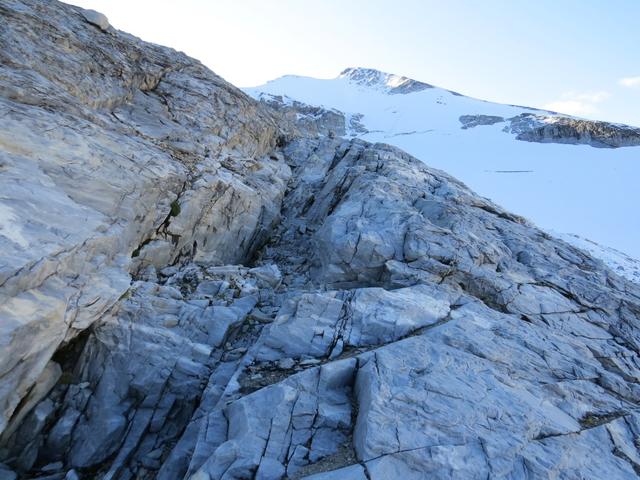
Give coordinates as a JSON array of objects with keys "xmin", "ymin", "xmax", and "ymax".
[{"xmin": 246, "ymin": 68, "xmax": 640, "ymax": 282}]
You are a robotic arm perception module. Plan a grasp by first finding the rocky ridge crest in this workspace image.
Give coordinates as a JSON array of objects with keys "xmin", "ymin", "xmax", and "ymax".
[
  {"xmin": 460, "ymin": 113, "xmax": 640, "ymax": 148},
  {"xmin": 339, "ymin": 67, "xmax": 435, "ymax": 95}
]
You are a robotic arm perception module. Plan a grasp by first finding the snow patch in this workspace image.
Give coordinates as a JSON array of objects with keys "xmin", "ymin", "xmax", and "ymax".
[{"xmin": 557, "ymin": 232, "xmax": 640, "ymax": 284}]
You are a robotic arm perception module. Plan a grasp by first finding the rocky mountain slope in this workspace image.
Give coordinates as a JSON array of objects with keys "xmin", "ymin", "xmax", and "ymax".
[
  {"xmin": 246, "ymin": 68, "xmax": 640, "ymax": 282},
  {"xmin": 1, "ymin": 1, "xmax": 640, "ymax": 479}
]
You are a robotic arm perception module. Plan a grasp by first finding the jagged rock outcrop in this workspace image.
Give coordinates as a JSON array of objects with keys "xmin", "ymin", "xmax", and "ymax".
[
  {"xmin": 0, "ymin": 0, "xmax": 288, "ymax": 444},
  {"xmin": 460, "ymin": 113, "xmax": 640, "ymax": 148},
  {"xmin": 339, "ymin": 68, "xmax": 434, "ymax": 95},
  {"xmin": 250, "ymin": 94, "xmax": 347, "ymax": 139},
  {"xmin": 2, "ymin": 1, "xmax": 640, "ymax": 480},
  {"xmin": 250, "ymin": 93, "xmax": 369, "ymax": 140},
  {"xmin": 509, "ymin": 114, "xmax": 640, "ymax": 148},
  {"xmin": 459, "ymin": 114, "xmax": 505, "ymax": 129}
]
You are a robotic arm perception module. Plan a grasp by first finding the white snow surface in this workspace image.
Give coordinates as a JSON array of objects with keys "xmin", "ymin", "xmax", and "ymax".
[
  {"xmin": 245, "ymin": 69, "xmax": 640, "ymax": 281},
  {"xmin": 554, "ymin": 232, "xmax": 640, "ymax": 284}
]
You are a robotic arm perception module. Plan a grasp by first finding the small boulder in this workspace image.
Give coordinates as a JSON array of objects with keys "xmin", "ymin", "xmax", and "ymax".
[
  {"xmin": 277, "ymin": 358, "xmax": 296, "ymax": 370},
  {"xmin": 81, "ymin": 9, "xmax": 110, "ymax": 31},
  {"xmin": 65, "ymin": 470, "xmax": 80, "ymax": 480},
  {"xmin": 249, "ymin": 264, "xmax": 282, "ymax": 288}
]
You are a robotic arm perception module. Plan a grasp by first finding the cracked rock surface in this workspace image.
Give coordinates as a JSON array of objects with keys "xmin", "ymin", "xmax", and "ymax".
[
  {"xmin": 0, "ymin": 0, "xmax": 287, "ymax": 443},
  {"xmin": 2, "ymin": 1, "xmax": 640, "ymax": 479}
]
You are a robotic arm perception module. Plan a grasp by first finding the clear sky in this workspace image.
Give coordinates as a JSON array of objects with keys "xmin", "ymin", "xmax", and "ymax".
[{"xmin": 68, "ymin": 0, "xmax": 640, "ymax": 126}]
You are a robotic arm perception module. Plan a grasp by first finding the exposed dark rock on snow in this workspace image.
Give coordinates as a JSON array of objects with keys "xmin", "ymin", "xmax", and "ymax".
[
  {"xmin": 508, "ymin": 113, "xmax": 640, "ymax": 148},
  {"xmin": 251, "ymin": 93, "xmax": 347, "ymax": 138},
  {"xmin": 252, "ymin": 93, "xmax": 369, "ymax": 139},
  {"xmin": 2, "ymin": 1, "xmax": 640, "ymax": 479},
  {"xmin": 339, "ymin": 67, "xmax": 434, "ymax": 95},
  {"xmin": 459, "ymin": 114, "xmax": 505, "ymax": 129},
  {"xmin": 460, "ymin": 113, "xmax": 640, "ymax": 148}
]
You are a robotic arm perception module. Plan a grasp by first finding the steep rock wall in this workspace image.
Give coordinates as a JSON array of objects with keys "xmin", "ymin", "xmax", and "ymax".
[{"xmin": 0, "ymin": 0, "xmax": 289, "ymax": 440}]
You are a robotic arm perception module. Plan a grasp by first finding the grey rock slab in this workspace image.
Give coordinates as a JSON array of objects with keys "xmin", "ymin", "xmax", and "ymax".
[
  {"xmin": 2, "ymin": 1, "xmax": 640, "ymax": 479},
  {"xmin": 255, "ymin": 292, "xmax": 345, "ymax": 361},
  {"xmin": 352, "ymin": 297, "xmax": 640, "ymax": 478},
  {"xmin": 80, "ymin": 8, "xmax": 110, "ymax": 30},
  {"xmin": 190, "ymin": 359, "xmax": 356, "ymax": 479},
  {"xmin": 255, "ymin": 284, "xmax": 454, "ymax": 362},
  {"xmin": 508, "ymin": 113, "xmax": 640, "ymax": 148},
  {"xmin": 0, "ymin": 0, "xmax": 289, "ymax": 437},
  {"xmin": 0, "ymin": 361, "xmax": 61, "ymax": 443}
]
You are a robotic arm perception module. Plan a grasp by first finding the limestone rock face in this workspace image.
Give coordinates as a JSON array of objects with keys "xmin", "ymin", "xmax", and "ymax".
[
  {"xmin": 253, "ymin": 93, "xmax": 348, "ymax": 139},
  {"xmin": 2, "ymin": 1, "xmax": 640, "ymax": 480},
  {"xmin": 0, "ymin": 0, "xmax": 288, "ymax": 441}
]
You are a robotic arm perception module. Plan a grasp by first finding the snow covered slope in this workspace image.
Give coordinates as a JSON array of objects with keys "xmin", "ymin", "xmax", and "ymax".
[{"xmin": 246, "ymin": 67, "xmax": 640, "ymax": 280}]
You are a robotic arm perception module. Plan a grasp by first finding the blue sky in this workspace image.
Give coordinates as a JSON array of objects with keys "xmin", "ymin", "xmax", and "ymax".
[{"xmin": 69, "ymin": 0, "xmax": 640, "ymax": 126}]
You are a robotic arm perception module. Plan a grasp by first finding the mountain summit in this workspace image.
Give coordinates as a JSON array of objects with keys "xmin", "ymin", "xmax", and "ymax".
[{"xmin": 338, "ymin": 67, "xmax": 435, "ymax": 94}]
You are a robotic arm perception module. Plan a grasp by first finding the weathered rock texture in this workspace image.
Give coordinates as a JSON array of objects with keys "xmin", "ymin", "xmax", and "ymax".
[
  {"xmin": 460, "ymin": 113, "xmax": 640, "ymax": 148},
  {"xmin": 0, "ymin": 0, "xmax": 288, "ymax": 445},
  {"xmin": 2, "ymin": 1, "xmax": 640, "ymax": 479},
  {"xmin": 509, "ymin": 114, "xmax": 640, "ymax": 148},
  {"xmin": 339, "ymin": 67, "xmax": 434, "ymax": 95}
]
